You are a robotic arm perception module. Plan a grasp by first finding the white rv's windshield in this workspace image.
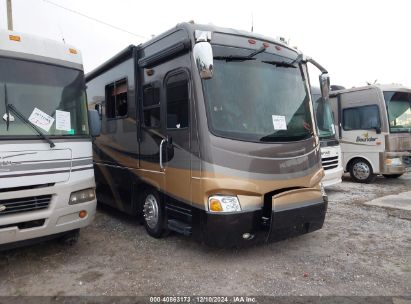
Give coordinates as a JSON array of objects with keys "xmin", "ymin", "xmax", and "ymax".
[
  {"xmin": 312, "ymin": 94, "xmax": 336, "ymax": 139},
  {"xmin": 384, "ymin": 91, "xmax": 411, "ymax": 133},
  {"xmin": 0, "ymin": 57, "xmax": 89, "ymax": 137},
  {"xmin": 203, "ymin": 59, "xmax": 314, "ymax": 142}
]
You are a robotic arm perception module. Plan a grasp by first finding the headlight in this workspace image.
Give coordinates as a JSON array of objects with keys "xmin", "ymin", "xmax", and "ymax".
[
  {"xmin": 69, "ymin": 188, "xmax": 96, "ymax": 205},
  {"xmin": 208, "ymin": 195, "xmax": 241, "ymax": 212},
  {"xmin": 385, "ymin": 158, "xmax": 402, "ymax": 166}
]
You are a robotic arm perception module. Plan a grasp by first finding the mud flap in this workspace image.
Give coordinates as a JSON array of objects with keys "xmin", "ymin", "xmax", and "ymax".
[{"xmin": 267, "ymin": 188, "xmax": 327, "ymax": 242}]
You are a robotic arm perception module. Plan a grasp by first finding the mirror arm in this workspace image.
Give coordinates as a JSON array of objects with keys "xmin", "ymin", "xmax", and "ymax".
[{"xmin": 306, "ymin": 57, "xmax": 328, "ymax": 74}]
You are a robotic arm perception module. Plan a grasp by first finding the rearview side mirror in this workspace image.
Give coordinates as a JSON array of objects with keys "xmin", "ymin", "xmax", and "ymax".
[
  {"xmin": 193, "ymin": 41, "xmax": 213, "ymax": 79},
  {"xmin": 319, "ymin": 73, "xmax": 331, "ymax": 101},
  {"xmin": 88, "ymin": 109, "xmax": 101, "ymax": 137}
]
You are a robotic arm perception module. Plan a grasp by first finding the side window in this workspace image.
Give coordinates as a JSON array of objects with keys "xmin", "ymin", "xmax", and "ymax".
[
  {"xmin": 343, "ymin": 105, "xmax": 380, "ymax": 130},
  {"xmin": 142, "ymin": 84, "xmax": 160, "ymax": 128},
  {"xmin": 105, "ymin": 79, "xmax": 128, "ymax": 119},
  {"xmin": 166, "ymin": 72, "xmax": 189, "ymax": 129}
]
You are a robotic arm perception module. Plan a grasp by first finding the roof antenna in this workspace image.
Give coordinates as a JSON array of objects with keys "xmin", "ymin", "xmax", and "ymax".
[{"xmin": 251, "ymin": 12, "xmax": 254, "ymax": 32}]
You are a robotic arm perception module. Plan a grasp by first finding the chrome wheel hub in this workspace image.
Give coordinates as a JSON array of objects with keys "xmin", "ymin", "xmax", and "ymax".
[
  {"xmin": 353, "ymin": 162, "xmax": 370, "ymax": 180},
  {"xmin": 143, "ymin": 194, "xmax": 159, "ymax": 229}
]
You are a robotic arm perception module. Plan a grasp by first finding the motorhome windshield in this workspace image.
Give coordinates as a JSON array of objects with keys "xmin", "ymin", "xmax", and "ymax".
[
  {"xmin": 384, "ymin": 91, "xmax": 411, "ymax": 133},
  {"xmin": 312, "ymin": 94, "xmax": 336, "ymax": 139},
  {"xmin": 203, "ymin": 57, "xmax": 313, "ymax": 142},
  {"xmin": 0, "ymin": 57, "xmax": 89, "ymax": 137}
]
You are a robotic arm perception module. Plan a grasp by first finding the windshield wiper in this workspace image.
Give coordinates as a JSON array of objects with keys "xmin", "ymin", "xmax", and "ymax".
[
  {"xmin": 3, "ymin": 83, "xmax": 10, "ymax": 130},
  {"xmin": 214, "ymin": 46, "xmax": 266, "ymax": 62},
  {"xmin": 7, "ymin": 104, "xmax": 55, "ymax": 148},
  {"xmin": 262, "ymin": 54, "xmax": 304, "ymax": 68}
]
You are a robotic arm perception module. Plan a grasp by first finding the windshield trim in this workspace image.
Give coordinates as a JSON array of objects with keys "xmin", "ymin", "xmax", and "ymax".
[{"xmin": 0, "ymin": 52, "xmax": 83, "ymax": 72}]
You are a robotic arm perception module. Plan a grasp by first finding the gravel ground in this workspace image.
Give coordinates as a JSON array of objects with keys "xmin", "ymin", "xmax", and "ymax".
[{"xmin": 1, "ymin": 174, "xmax": 410, "ymax": 296}]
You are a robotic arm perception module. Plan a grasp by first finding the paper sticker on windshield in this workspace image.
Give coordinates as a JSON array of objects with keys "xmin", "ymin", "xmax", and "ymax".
[
  {"xmin": 331, "ymin": 124, "xmax": 335, "ymax": 133},
  {"xmin": 56, "ymin": 110, "xmax": 71, "ymax": 131},
  {"xmin": 28, "ymin": 108, "xmax": 54, "ymax": 132},
  {"xmin": 272, "ymin": 115, "xmax": 287, "ymax": 130}
]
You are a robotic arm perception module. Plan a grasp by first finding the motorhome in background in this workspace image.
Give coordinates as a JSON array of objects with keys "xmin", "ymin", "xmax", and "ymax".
[
  {"xmin": 0, "ymin": 30, "xmax": 100, "ymax": 250},
  {"xmin": 311, "ymin": 87, "xmax": 343, "ymax": 187},
  {"xmin": 86, "ymin": 22, "xmax": 329, "ymax": 247},
  {"xmin": 329, "ymin": 84, "xmax": 411, "ymax": 183}
]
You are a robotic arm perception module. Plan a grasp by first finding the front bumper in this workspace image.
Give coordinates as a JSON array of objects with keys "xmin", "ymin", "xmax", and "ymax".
[
  {"xmin": 197, "ymin": 200, "xmax": 327, "ymax": 247},
  {"xmin": 322, "ymin": 166, "xmax": 344, "ymax": 187},
  {"xmin": 0, "ymin": 200, "xmax": 96, "ymax": 246}
]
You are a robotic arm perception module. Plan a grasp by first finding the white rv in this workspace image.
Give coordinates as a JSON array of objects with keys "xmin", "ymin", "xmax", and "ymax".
[
  {"xmin": 0, "ymin": 30, "xmax": 100, "ymax": 249},
  {"xmin": 330, "ymin": 84, "xmax": 411, "ymax": 183},
  {"xmin": 311, "ymin": 87, "xmax": 343, "ymax": 187}
]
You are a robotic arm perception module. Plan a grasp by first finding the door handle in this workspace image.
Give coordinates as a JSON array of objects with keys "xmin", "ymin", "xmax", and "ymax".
[{"xmin": 159, "ymin": 139, "xmax": 166, "ymax": 169}]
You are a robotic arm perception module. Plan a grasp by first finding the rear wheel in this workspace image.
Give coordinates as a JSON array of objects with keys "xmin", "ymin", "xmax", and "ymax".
[
  {"xmin": 142, "ymin": 190, "xmax": 166, "ymax": 238},
  {"xmin": 349, "ymin": 159, "xmax": 376, "ymax": 183},
  {"xmin": 383, "ymin": 174, "xmax": 403, "ymax": 179}
]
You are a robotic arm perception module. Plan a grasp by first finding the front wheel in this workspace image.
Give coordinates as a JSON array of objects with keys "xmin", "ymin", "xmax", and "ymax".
[
  {"xmin": 349, "ymin": 159, "xmax": 376, "ymax": 183},
  {"xmin": 142, "ymin": 190, "xmax": 166, "ymax": 238},
  {"xmin": 383, "ymin": 174, "xmax": 403, "ymax": 179}
]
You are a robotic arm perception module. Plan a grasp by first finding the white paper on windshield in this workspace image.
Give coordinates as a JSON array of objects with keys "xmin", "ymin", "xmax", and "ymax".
[
  {"xmin": 331, "ymin": 124, "xmax": 336, "ymax": 133},
  {"xmin": 55, "ymin": 110, "xmax": 71, "ymax": 131},
  {"xmin": 272, "ymin": 115, "xmax": 287, "ymax": 130},
  {"xmin": 28, "ymin": 108, "xmax": 54, "ymax": 132}
]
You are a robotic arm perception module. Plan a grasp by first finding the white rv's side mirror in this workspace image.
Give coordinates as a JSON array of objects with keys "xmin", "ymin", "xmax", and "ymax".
[
  {"xmin": 319, "ymin": 73, "xmax": 331, "ymax": 101},
  {"xmin": 193, "ymin": 41, "xmax": 213, "ymax": 79},
  {"xmin": 88, "ymin": 109, "xmax": 101, "ymax": 137}
]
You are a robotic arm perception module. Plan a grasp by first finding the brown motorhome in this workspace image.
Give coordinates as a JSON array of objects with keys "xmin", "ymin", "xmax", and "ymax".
[{"xmin": 86, "ymin": 22, "xmax": 329, "ymax": 247}]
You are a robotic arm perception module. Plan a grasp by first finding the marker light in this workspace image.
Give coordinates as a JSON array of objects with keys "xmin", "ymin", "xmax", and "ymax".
[
  {"xmin": 275, "ymin": 45, "xmax": 282, "ymax": 51},
  {"xmin": 69, "ymin": 188, "xmax": 96, "ymax": 205},
  {"xmin": 79, "ymin": 210, "xmax": 87, "ymax": 218},
  {"xmin": 208, "ymin": 195, "xmax": 241, "ymax": 213},
  {"xmin": 263, "ymin": 42, "xmax": 270, "ymax": 48},
  {"xmin": 248, "ymin": 39, "xmax": 256, "ymax": 45},
  {"xmin": 69, "ymin": 48, "xmax": 78, "ymax": 54},
  {"xmin": 9, "ymin": 35, "xmax": 21, "ymax": 42}
]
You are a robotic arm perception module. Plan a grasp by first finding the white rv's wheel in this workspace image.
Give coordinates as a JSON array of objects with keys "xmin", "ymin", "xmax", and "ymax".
[
  {"xmin": 59, "ymin": 229, "xmax": 80, "ymax": 246},
  {"xmin": 142, "ymin": 191, "xmax": 165, "ymax": 238},
  {"xmin": 349, "ymin": 159, "xmax": 376, "ymax": 183}
]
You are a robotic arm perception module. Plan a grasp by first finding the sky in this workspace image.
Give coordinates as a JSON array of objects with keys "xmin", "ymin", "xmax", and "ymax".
[{"xmin": 0, "ymin": 0, "xmax": 410, "ymax": 88}]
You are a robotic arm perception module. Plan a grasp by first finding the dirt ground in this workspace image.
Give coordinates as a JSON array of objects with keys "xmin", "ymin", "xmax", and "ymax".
[{"xmin": 1, "ymin": 174, "xmax": 410, "ymax": 296}]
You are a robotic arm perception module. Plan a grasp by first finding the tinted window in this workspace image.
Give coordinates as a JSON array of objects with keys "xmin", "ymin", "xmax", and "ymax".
[
  {"xmin": 105, "ymin": 79, "xmax": 128, "ymax": 119},
  {"xmin": 343, "ymin": 105, "xmax": 380, "ymax": 130},
  {"xmin": 143, "ymin": 85, "xmax": 160, "ymax": 107},
  {"xmin": 142, "ymin": 84, "xmax": 161, "ymax": 129},
  {"xmin": 166, "ymin": 73, "xmax": 189, "ymax": 129}
]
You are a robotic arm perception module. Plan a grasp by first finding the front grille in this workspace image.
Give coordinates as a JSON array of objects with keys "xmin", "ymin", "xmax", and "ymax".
[
  {"xmin": 322, "ymin": 155, "xmax": 339, "ymax": 171},
  {"xmin": 0, "ymin": 195, "xmax": 51, "ymax": 216},
  {"xmin": 403, "ymin": 156, "xmax": 411, "ymax": 166}
]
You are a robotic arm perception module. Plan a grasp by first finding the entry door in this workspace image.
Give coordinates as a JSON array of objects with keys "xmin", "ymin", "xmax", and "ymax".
[{"xmin": 163, "ymin": 70, "xmax": 191, "ymax": 205}]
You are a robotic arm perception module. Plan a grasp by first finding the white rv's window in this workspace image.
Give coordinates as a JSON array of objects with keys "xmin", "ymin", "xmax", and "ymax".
[
  {"xmin": 343, "ymin": 105, "xmax": 380, "ymax": 131},
  {"xmin": 143, "ymin": 85, "xmax": 160, "ymax": 129},
  {"xmin": 384, "ymin": 91, "xmax": 411, "ymax": 133},
  {"xmin": 166, "ymin": 73, "xmax": 189, "ymax": 129},
  {"xmin": 0, "ymin": 57, "xmax": 89, "ymax": 136},
  {"xmin": 105, "ymin": 79, "xmax": 128, "ymax": 119}
]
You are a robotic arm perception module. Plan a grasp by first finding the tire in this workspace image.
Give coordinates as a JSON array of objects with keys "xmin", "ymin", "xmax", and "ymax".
[
  {"xmin": 142, "ymin": 190, "xmax": 166, "ymax": 238},
  {"xmin": 383, "ymin": 174, "xmax": 403, "ymax": 179},
  {"xmin": 349, "ymin": 159, "xmax": 376, "ymax": 183},
  {"xmin": 59, "ymin": 229, "xmax": 80, "ymax": 246}
]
